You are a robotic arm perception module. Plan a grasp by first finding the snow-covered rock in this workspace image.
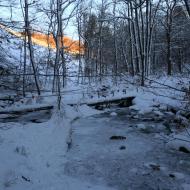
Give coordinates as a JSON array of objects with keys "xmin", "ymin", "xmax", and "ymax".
[
  {"xmin": 136, "ymin": 124, "xmax": 146, "ymax": 130},
  {"xmin": 167, "ymin": 132, "xmax": 190, "ymax": 153},
  {"xmin": 170, "ymin": 172, "xmax": 185, "ymax": 180},
  {"xmin": 110, "ymin": 112, "xmax": 117, "ymax": 116}
]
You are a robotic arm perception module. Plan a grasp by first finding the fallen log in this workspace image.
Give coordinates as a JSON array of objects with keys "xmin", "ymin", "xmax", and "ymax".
[
  {"xmin": 0, "ymin": 96, "xmax": 135, "ymax": 115},
  {"xmin": 0, "ymin": 97, "xmax": 14, "ymax": 103},
  {"xmin": 68, "ymin": 96, "xmax": 135, "ymax": 107},
  {"xmin": 0, "ymin": 105, "xmax": 53, "ymax": 115},
  {"xmin": 87, "ymin": 96, "xmax": 135, "ymax": 108}
]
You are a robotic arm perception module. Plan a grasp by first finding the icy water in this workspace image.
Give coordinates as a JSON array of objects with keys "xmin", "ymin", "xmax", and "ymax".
[
  {"xmin": 64, "ymin": 108, "xmax": 190, "ymax": 190},
  {"xmin": 0, "ymin": 107, "xmax": 189, "ymax": 189},
  {"xmin": 0, "ymin": 109, "xmax": 52, "ymax": 124}
]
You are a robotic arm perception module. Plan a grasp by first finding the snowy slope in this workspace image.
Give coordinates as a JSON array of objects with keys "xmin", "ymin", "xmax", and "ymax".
[{"xmin": 0, "ymin": 105, "xmax": 113, "ymax": 190}]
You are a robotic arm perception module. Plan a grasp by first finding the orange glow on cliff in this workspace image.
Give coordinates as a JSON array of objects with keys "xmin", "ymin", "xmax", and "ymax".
[
  {"xmin": 30, "ymin": 33, "xmax": 84, "ymax": 55},
  {"xmin": 0, "ymin": 24, "xmax": 83, "ymax": 55}
]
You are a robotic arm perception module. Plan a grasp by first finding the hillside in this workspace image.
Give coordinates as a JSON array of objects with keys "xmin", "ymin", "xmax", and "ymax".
[{"xmin": 0, "ymin": 24, "xmax": 83, "ymax": 54}]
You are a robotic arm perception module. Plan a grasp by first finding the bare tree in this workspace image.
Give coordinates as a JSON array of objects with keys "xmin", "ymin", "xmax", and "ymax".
[
  {"xmin": 183, "ymin": 0, "xmax": 190, "ymax": 17},
  {"xmin": 24, "ymin": 0, "xmax": 41, "ymax": 95},
  {"xmin": 164, "ymin": 0, "xmax": 177, "ymax": 75}
]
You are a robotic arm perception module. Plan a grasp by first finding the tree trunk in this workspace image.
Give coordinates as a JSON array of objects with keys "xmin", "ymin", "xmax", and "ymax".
[{"xmin": 24, "ymin": 0, "xmax": 40, "ymax": 95}]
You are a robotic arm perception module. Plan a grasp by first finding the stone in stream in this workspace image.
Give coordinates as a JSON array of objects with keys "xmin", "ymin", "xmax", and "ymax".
[
  {"xmin": 94, "ymin": 105, "xmax": 104, "ymax": 110},
  {"xmin": 144, "ymin": 162, "xmax": 161, "ymax": 171},
  {"xmin": 30, "ymin": 119, "xmax": 42, "ymax": 123},
  {"xmin": 179, "ymin": 160, "xmax": 190, "ymax": 167},
  {"xmin": 150, "ymin": 164, "xmax": 160, "ymax": 171},
  {"xmin": 169, "ymin": 172, "xmax": 185, "ymax": 180},
  {"xmin": 110, "ymin": 136, "xmax": 126, "ymax": 140},
  {"xmin": 179, "ymin": 146, "xmax": 190, "ymax": 154},
  {"xmin": 21, "ymin": 176, "xmax": 31, "ymax": 182},
  {"xmin": 149, "ymin": 164, "xmax": 160, "ymax": 171},
  {"xmin": 184, "ymin": 112, "xmax": 190, "ymax": 120},
  {"xmin": 118, "ymin": 100, "xmax": 133, "ymax": 107},
  {"xmin": 136, "ymin": 124, "xmax": 146, "ymax": 130},
  {"xmin": 167, "ymin": 105, "xmax": 178, "ymax": 114},
  {"xmin": 136, "ymin": 124, "xmax": 152, "ymax": 134},
  {"xmin": 141, "ymin": 117, "xmax": 155, "ymax": 122},
  {"xmin": 119, "ymin": 146, "xmax": 126, "ymax": 150},
  {"xmin": 153, "ymin": 110, "xmax": 164, "ymax": 116},
  {"xmin": 169, "ymin": 174, "xmax": 175, "ymax": 178},
  {"xmin": 163, "ymin": 121, "xmax": 174, "ymax": 134},
  {"xmin": 131, "ymin": 115, "xmax": 139, "ymax": 119},
  {"xmin": 15, "ymin": 146, "xmax": 29, "ymax": 157},
  {"xmin": 110, "ymin": 112, "xmax": 117, "ymax": 116},
  {"xmin": 164, "ymin": 111, "xmax": 175, "ymax": 117}
]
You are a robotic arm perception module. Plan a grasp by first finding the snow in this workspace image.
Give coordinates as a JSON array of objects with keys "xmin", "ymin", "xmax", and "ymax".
[
  {"xmin": 1, "ymin": 73, "xmax": 187, "ymax": 118},
  {"xmin": 182, "ymin": 184, "xmax": 190, "ymax": 190},
  {"xmin": 0, "ymin": 28, "xmax": 46, "ymax": 69},
  {"xmin": 74, "ymin": 104, "xmax": 102, "ymax": 118},
  {"xmin": 171, "ymin": 172, "xmax": 185, "ymax": 180},
  {"xmin": 0, "ymin": 103, "xmax": 112, "ymax": 190},
  {"xmin": 167, "ymin": 131, "xmax": 190, "ymax": 152},
  {"xmin": 136, "ymin": 123, "xmax": 146, "ymax": 130},
  {"xmin": 64, "ymin": 110, "xmax": 190, "ymax": 190},
  {"xmin": 0, "ymin": 79, "xmax": 190, "ymax": 190},
  {"xmin": 110, "ymin": 112, "xmax": 117, "ymax": 116},
  {"xmin": 1, "ymin": 24, "xmax": 190, "ymax": 190},
  {"xmin": 0, "ymin": 114, "xmax": 67, "ymax": 189}
]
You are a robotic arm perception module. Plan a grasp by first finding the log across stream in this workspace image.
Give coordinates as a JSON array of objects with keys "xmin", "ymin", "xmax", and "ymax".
[{"xmin": 0, "ymin": 96, "xmax": 135, "ymax": 122}]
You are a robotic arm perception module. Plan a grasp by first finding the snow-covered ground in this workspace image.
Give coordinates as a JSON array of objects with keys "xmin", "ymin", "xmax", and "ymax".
[
  {"xmin": 0, "ymin": 94, "xmax": 190, "ymax": 190},
  {"xmin": 65, "ymin": 109, "xmax": 190, "ymax": 190},
  {"xmin": 0, "ymin": 105, "xmax": 110, "ymax": 190},
  {"xmin": 1, "ymin": 26, "xmax": 190, "ymax": 190},
  {"xmin": 3, "ymin": 104, "xmax": 188, "ymax": 190}
]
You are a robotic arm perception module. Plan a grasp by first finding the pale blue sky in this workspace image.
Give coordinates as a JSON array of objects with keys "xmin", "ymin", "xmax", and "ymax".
[{"xmin": 0, "ymin": 0, "xmax": 78, "ymax": 39}]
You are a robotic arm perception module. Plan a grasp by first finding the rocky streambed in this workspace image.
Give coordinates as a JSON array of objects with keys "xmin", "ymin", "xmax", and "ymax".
[{"xmin": 64, "ymin": 107, "xmax": 190, "ymax": 190}]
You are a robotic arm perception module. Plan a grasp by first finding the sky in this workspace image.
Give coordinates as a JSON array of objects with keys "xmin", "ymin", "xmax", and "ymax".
[{"xmin": 0, "ymin": 0, "xmax": 78, "ymax": 39}]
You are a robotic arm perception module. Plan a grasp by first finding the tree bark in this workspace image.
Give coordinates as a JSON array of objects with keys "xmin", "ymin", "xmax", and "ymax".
[{"xmin": 24, "ymin": 0, "xmax": 41, "ymax": 95}]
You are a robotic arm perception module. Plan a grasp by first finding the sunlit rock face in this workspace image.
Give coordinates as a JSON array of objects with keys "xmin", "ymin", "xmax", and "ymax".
[
  {"xmin": 30, "ymin": 33, "xmax": 84, "ymax": 55},
  {"xmin": 0, "ymin": 24, "xmax": 83, "ymax": 55}
]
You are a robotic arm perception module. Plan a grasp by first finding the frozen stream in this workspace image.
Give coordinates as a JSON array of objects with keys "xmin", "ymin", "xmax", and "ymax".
[
  {"xmin": 64, "ymin": 108, "xmax": 190, "ymax": 190},
  {"xmin": 0, "ymin": 107, "xmax": 190, "ymax": 190}
]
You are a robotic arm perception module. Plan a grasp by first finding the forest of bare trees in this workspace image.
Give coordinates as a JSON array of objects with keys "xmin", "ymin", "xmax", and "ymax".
[
  {"xmin": 0, "ymin": 0, "xmax": 190, "ymax": 107},
  {"xmin": 80, "ymin": 0, "xmax": 190, "ymax": 85}
]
